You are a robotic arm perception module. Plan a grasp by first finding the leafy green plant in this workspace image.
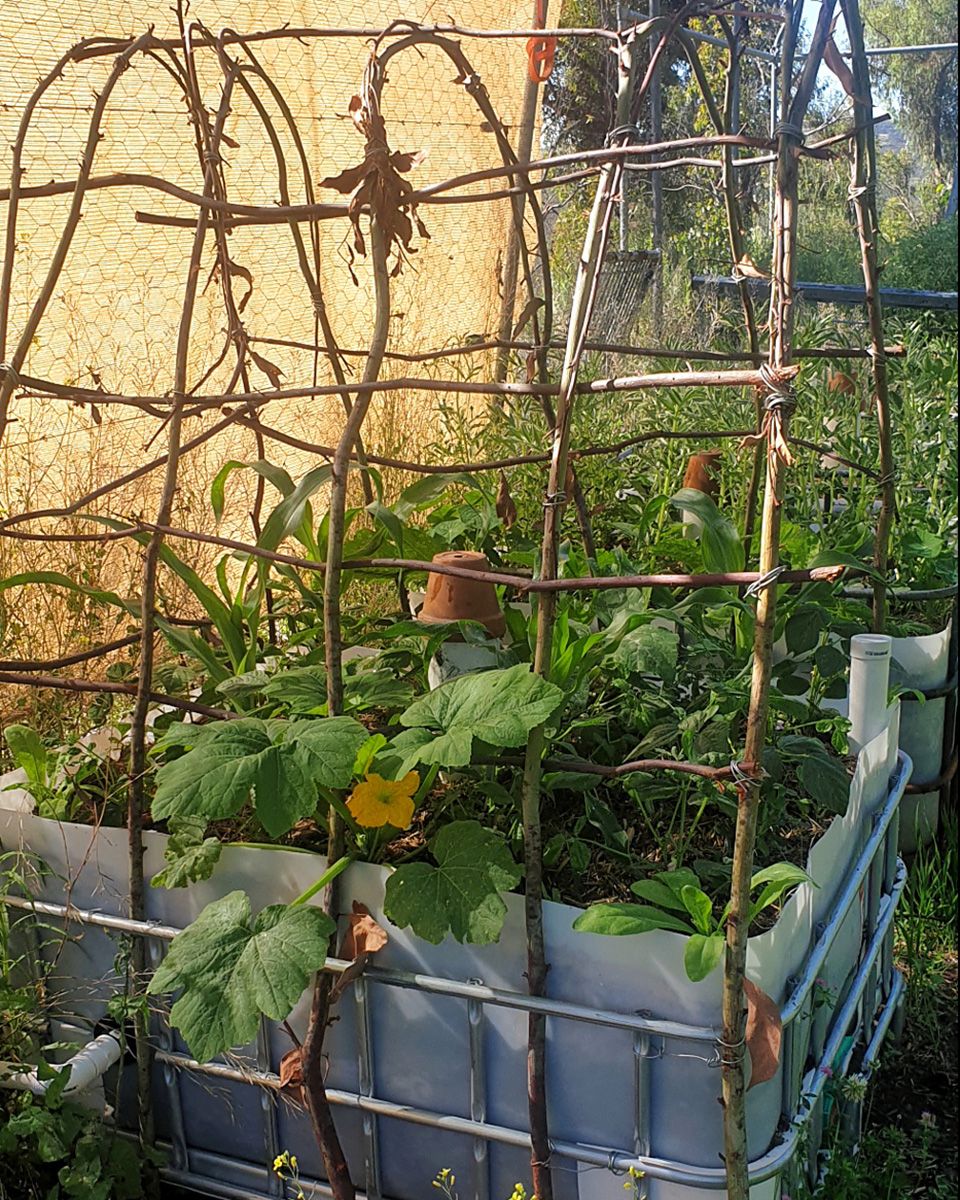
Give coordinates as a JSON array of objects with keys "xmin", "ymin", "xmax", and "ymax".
[
  {"xmin": 573, "ymin": 863, "xmax": 812, "ymax": 981},
  {"xmin": 0, "ymin": 1076, "xmax": 147, "ymax": 1200}
]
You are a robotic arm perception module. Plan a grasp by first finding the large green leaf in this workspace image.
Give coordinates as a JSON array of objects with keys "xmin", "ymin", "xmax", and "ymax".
[
  {"xmin": 572, "ymin": 903, "xmax": 693, "ymax": 937},
  {"xmin": 211, "ymin": 459, "xmax": 296, "ymax": 523},
  {"xmin": 670, "ymin": 488, "xmax": 742, "ymax": 573},
  {"xmin": 257, "ymin": 464, "xmax": 332, "ymax": 554},
  {"xmin": 680, "ymin": 884, "xmax": 715, "ymax": 935},
  {"xmin": 390, "ymin": 472, "xmax": 479, "ymax": 520},
  {"xmin": 394, "ymin": 665, "xmax": 563, "ymax": 771},
  {"xmin": 151, "ymin": 817, "xmax": 222, "ymax": 889},
  {"xmin": 613, "ymin": 625, "xmax": 680, "ymax": 682},
  {"xmin": 262, "ymin": 666, "xmax": 328, "ymax": 712},
  {"xmin": 152, "ymin": 717, "xmax": 368, "ymax": 837},
  {"xmin": 748, "ymin": 862, "xmax": 813, "ymax": 922},
  {"xmin": 383, "ymin": 820, "xmax": 521, "ymax": 945},
  {"xmin": 285, "ymin": 718, "xmax": 371, "ymax": 788},
  {"xmin": 147, "ymin": 891, "xmax": 334, "ymax": 1061},
  {"xmin": 2, "ymin": 724, "xmax": 50, "ymax": 793}
]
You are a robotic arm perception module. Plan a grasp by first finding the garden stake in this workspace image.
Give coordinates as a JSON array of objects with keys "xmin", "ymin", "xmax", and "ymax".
[
  {"xmin": 124, "ymin": 21, "xmax": 238, "ymax": 1190},
  {"xmin": 839, "ymin": 0, "xmax": 895, "ymax": 634},
  {"xmin": 719, "ymin": 4, "xmax": 838, "ymax": 1197},
  {"xmin": 519, "ymin": 28, "xmax": 644, "ymax": 1195}
]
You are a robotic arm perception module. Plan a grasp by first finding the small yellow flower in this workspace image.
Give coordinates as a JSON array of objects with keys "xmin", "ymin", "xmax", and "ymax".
[
  {"xmin": 289, "ymin": 1155, "xmax": 298, "ymax": 1172},
  {"xmin": 347, "ymin": 771, "xmax": 419, "ymax": 829}
]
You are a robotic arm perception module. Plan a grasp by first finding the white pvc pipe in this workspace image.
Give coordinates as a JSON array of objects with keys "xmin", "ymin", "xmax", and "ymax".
[
  {"xmin": 1, "ymin": 1031, "xmax": 122, "ymax": 1097},
  {"xmin": 848, "ymin": 633, "xmax": 892, "ymax": 755}
]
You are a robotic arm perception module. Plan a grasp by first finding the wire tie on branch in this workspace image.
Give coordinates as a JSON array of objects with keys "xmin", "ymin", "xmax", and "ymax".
[
  {"xmin": 605, "ymin": 123, "xmax": 642, "ymax": 145},
  {"xmin": 744, "ymin": 566, "xmax": 786, "ymax": 599},
  {"xmin": 716, "ymin": 1033, "xmax": 746, "ymax": 1068},
  {"xmin": 542, "ymin": 490, "xmax": 568, "ymax": 508}
]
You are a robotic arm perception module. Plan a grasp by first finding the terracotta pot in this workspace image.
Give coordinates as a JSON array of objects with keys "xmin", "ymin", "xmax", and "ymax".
[
  {"xmin": 827, "ymin": 370, "xmax": 857, "ymax": 396},
  {"xmin": 682, "ymin": 449, "xmax": 723, "ymax": 497},
  {"xmin": 417, "ymin": 550, "xmax": 506, "ymax": 638}
]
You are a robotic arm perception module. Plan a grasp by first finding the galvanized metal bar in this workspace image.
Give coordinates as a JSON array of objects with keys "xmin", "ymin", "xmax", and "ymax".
[
  {"xmin": 147, "ymin": 938, "xmax": 190, "ymax": 1175},
  {"xmin": 255, "ymin": 1017, "xmax": 282, "ymax": 1198},
  {"xmin": 354, "ymin": 975, "xmax": 382, "ymax": 1198},
  {"xmin": 150, "ymin": 861, "xmax": 906, "ymax": 1188},
  {"xmin": 633, "ymin": 1028, "xmax": 653, "ymax": 1200},
  {"xmin": 2, "ymin": 755, "xmax": 909, "ymax": 1063},
  {"xmin": 467, "ymin": 991, "xmax": 490, "ymax": 1200},
  {"xmin": 860, "ymin": 968, "xmax": 904, "ymax": 1072},
  {"xmin": 692, "ymin": 274, "xmax": 959, "ymax": 311},
  {"xmin": 780, "ymin": 752, "xmax": 910, "ymax": 1027},
  {"xmin": 622, "ymin": 8, "xmax": 779, "ymax": 62},
  {"xmin": 0, "ymin": 894, "xmax": 718, "ymax": 1044}
]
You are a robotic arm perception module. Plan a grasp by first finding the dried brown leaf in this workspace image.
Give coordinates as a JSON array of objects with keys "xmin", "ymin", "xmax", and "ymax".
[
  {"xmin": 511, "ymin": 296, "xmax": 545, "ymax": 339},
  {"xmin": 339, "ymin": 902, "xmax": 388, "ymax": 961},
  {"xmin": 390, "ymin": 149, "xmax": 427, "ymax": 174},
  {"xmin": 496, "ymin": 470, "xmax": 518, "ymax": 529},
  {"xmin": 732, "ymin": 253, "xmax": 769, "ymax": 281},
  {"xmin": 744, "ymin": 977, "xmax": 782, "ymax": 1089},
  {"xmin": 278, "ymin": 1046, "xmax": 304, "ymax": 1103},
  {"xmin": 248, "ymin": 350, "xmax": 285, "ymax": 390},
  {"xmin": 824, "ymin": 35, "xmax": 857, "ymax": 100}
]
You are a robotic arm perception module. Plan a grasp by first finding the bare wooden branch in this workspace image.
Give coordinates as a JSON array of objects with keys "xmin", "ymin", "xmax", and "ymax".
[
  {"xmin": 0, "ymin": 670, "xmax": 230, "ymax": 719},
  {"xmin": 720, "ymin": 5, "xmax": 838, "ymax": 1197},
  {"xmin": 841, "ymin": 0, "xmax": 896, "ymax": 633}
]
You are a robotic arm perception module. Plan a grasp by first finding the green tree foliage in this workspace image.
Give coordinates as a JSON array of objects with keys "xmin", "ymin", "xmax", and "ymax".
[{"xmin": 861, "ymin": 0, "xmax": 958, "ymax": 198}]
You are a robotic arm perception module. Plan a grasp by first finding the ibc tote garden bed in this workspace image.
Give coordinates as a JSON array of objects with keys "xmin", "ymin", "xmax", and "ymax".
[
  {"xmin": 0, "ymin": 3, "xmax": 955, "ymax": 1200},
  {"xmin": 0, "ymin": 714, "xmax": 911, "ymax": 1200}
]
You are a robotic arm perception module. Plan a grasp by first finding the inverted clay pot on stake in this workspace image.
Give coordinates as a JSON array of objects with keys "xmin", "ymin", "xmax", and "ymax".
[
  {"xmin": 681, "ymin": 448, "xmax": 723, "ymax": 538},
  {"xmin": 417, "ymin": 551, "xmax": 507, "ymax": 688},
  {"xmin": 418, "ymin": 550, "xmax": 507, "ymax": 638}
]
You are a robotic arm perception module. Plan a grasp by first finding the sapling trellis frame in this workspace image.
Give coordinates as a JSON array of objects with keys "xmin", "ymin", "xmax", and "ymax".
[{"xmin": 0, "ymin": 2, "xmax": 905, "ymax": 1197}]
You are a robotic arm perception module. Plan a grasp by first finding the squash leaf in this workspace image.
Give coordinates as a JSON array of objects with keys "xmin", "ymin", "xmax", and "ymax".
[
  {"xmin": 151, "ymin": 717, "xmax": 369, "ymax": 837},
  {"xmin": 151, "ymin": 817, "xmax": 222, "ymax": 890},
  {"xmin": 393, "ymin": 665, "xmax": 562, "ymax": 773},
  {"xmin": 148, "ymin": 891, "xmax": 334, "ymax": 1062},
  {"xmin": 384, "ymin": 820, "xmax": 521, "ymax": 945}
]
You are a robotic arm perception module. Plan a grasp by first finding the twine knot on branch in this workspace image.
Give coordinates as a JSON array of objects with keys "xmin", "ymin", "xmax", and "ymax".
[
  {"xmin": 847, "ymin": 182, "xmax": 876, "ymax": 202},
  {"xmin": 773, "ymin": 120, "xmax": 806, "ymax": 144},
  {"xmin": 542, "ymin": 490, "xmax": 568, "ymax": 509},
  {"xmin": 739, "ymin": 365, "xmax": 797, "ymax": 471},
  {"xmin": 744, "ymin": 566, "xmax": 787, "ymax": 598},
  {"xmin": 716, "ymin": 1033, "xmax": 746, "ymax": 1068}
]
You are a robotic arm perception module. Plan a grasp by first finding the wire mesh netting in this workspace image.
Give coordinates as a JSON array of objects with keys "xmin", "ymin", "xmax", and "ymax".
[{"xmin": 0, "ymin": 2, "xmax": 535, "ymax": 662}]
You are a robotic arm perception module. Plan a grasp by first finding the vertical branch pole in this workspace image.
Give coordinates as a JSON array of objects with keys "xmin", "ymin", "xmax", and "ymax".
[
  {"xmin": 720, "ymin": 18, "xmax": 765, "ymax": 565},
  {"xmin": 682, "ymin": 20, "xmax": 764, "ymax": 561},
  {"xmin": 494, "ymin": 0, "xmax": 547, "ymax": 383},
  {"xmin": 126, "ymin": 24, "xmax": 236, "ymax": 1182},
  {"xmin": 648, "ymin": 0, "xmax": 664, "ymax": 333},
  {"xmin": 841, "ymin": 0, "xmax": 895, "ymax": 633},
  {"xmin": 719, "ymin": 5, "xmax": 837, "ymax": 1198},
  {"xmin": 519, "ymin": 34, "xmax": 640, "ymax": 1197},
  {"xmin": 299, "ymin": 52, "xmax": 395, "ymax": 1200}
]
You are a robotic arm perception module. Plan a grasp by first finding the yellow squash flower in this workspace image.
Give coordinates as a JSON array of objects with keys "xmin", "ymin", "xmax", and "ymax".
[{"xmin": 347, "ymin": 771, "xmax": 419, "ymax": 829}]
